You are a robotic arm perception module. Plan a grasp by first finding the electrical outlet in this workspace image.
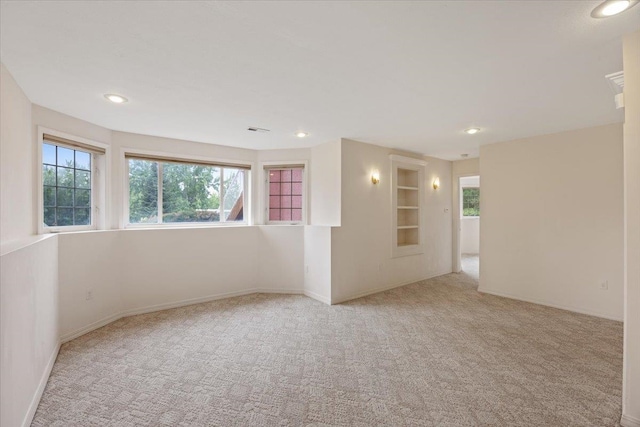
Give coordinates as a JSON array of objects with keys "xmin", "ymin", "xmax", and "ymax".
[
  {"xmin": 600, "ymin": 281, "xmax": 609, "ymax": 291},
  {"xmin": 86, "ymin": 290, "xmax": 93, "ymax": 301}
]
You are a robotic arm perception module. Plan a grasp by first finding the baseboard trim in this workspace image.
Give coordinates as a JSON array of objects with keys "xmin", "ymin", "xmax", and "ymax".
[
  {"xmin": 621, "ymin": 414, "xmax": 640, "ymax": 427},
  {"xmin": 255, "ymin": 288, "xmax": 304, "ymax": 295},
  {"xmin": 331, "ymin": 270, "xmax": 453, "ymax": 305},
  {"xmin": 61, "ymin": 312, "xmax": 124, "ymax": 343},
  {"xmin": 123, "ymin": 288, "xmax": 257, "ymax": 317},
  {"xmin": 304, "ymin": 290, "xmax": 331, "ymax": 305},
  {"xmin": 477, "ymin": 287, "xmax": 623, "ymax": 322},
  {"xmin": 61, "ymin": 288, "xmax": 307, "ymax": 343},
  {"xmin": 22, "ymin": 340, "xmax": 60, "ymax": 427}
]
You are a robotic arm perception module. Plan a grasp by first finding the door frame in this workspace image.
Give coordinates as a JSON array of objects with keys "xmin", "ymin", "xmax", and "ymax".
[{"xmin": 452, "ymin": 174, "xmax": 480, "ymax": 273}]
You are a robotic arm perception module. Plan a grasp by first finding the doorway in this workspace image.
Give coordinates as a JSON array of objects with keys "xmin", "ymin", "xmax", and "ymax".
[{"xmin": 457, "ymin": 175, "xmax": 480, "ymax": 281}]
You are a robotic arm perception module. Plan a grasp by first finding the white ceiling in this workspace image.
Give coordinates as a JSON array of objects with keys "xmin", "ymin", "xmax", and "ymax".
[{"xmin": 1, "ymin": 1, "xmax": 638, "ymax": 160}]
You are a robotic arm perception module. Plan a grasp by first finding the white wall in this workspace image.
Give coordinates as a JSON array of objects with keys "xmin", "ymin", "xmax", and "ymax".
[
  {"xmin": 0, "ymin": 236, "xmax": 59, "ymax": 427},
  {"xmin": 303, "ymin": 226, "xmax": 333, "ymax": 304},
  {"xmin": 58, "ymin": 231, "xmax": 123, "ymax": 339},
  {"xmin": 480, "ymin": 123, "xmax": 624, "ymax": 321},
  {"xmin": 330, "ymin": 139, "xmax": 452, "ymax": 303},
  {"xmin": 1, "ymin": 64, "xmax": 60, "ymax": 427},
  {"xmin": 58, "ymin": 226, "xmax": 306, "ymax": 340},
  {"xmin": 453, "ymin": 158, "xmax": 480, "ymax": 177},
  {"xmin": 1, "ymin": 63, "xmax": 34, "ymax": 243},
  {"xmin": 119, "ymin": 227, "xmax": 259, "ymax": 312},
  {"xmin": 310, "ymin": 140, "xmax": 341, "ymax": 226},
  {"xmin": 461, "ymin": 218, "xmax": 480, "ymax": 254},
  {"xmin": 622, "ymin": 30, "xmax": 640, "ymax": 427}
]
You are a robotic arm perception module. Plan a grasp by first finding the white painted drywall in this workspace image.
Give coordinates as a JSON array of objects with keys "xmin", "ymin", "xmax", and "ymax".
[
  {"xmin": 58, "ymin": 231, "xmax": 123, "ymax": 339},
  {"xmin": 452, "ymin": 158, "xmax": 479, "ymax": 177},
  {"xmin": 310, "ymin": 140, "xmax": 341, "ymax": 226},
  {"xmin": 461, "ymin": 218, "xmax": 480, "ymax": 254},
  {"xmin": 57, "ymin": 226, "xmax": 306, "ymax": 339},
  {"xmin": 0, "ymin": 235, "xmax": 59, "ymax": 427},
  {"xmin": 622, "ymin": 30, "xmax": 640, "ymax": 427},
  {"xmin": 303, "ymin": 226, "xmax": 332, "ymax": 304},
  {"xmin": 256, "ymin": 225, "xmax": 305, "ymax": 293},
  {"xmin": 118, "ymin": 227, "xmax": 258, "ymax": 312},
  {"xmin": 330, "ymin": 139, "xmax": 452, "ymax": 303},
  {"xmin": 1, "ymin": 63, "xmax": 34, "ymax": 243},
  {"xmin": 480, "ymin": 123, "xmax": 624, "ymax": 321}
]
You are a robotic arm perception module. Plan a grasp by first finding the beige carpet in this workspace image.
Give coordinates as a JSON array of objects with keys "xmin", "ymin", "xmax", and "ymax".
[{"xmin": 33, "ymin": 270, "xmax": 623, "ymax": 426}]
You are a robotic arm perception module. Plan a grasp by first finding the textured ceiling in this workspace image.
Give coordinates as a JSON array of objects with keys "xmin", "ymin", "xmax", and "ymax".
[{"xmin": 1, "ymin": 1, "xmax": 638, "ymax": 159}]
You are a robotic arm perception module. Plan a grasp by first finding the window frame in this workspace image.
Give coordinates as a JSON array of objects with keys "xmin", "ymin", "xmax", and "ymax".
[
  {"xmin": 122, "ymin": 148, "xmax": 252, "ymax": 228},
  {"xmin": 262, "ymin": 161, "xmax": 308, "ymax": 225},
  {"xmin": 461, "ymin": 186, "xmax": 480, "ymax": 218},
  {"xmin": 37, "ymin": 127, "xmax": 109, "ymax": 234}
]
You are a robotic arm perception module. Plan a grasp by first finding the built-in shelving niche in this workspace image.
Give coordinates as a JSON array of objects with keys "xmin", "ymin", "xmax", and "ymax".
[{"xmin": 391, "ymin": 155, "xmax": 426, "ymax": 258}]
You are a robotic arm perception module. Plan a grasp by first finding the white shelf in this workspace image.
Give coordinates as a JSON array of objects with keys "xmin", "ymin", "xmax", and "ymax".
[
  {"xmin": 391, "ymin": 156, "xmax": 425, "ymax": 258},
  {"xmin": 398, "ymin": 242, "xmax": 419, "ymax": 247}
]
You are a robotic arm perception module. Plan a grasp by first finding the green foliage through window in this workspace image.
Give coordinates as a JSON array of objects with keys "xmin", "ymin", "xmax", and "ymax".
[
  {"xmin": 42, "ymin": 143, "xmax": 92, "ymax": 227},
  {"xmin": 128, "ymin": 159, "xmax": 245, "ymax": 224},
  {"xmin": 462, "ymin": 187, "xmax": 480, "ymax": 217}
]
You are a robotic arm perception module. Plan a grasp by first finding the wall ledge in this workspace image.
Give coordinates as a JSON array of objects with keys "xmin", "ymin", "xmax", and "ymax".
[{"xmin": 0, "ymin": 234, "xmax": 56, "ymax": 257}]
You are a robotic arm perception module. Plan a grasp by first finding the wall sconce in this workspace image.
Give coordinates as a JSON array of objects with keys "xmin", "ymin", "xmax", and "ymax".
[
  {"xmin": 433, "ymin": 177, "xmax": 440, "ymax": 190},
  {"xmin": 371, "ymin": 171, "xmax": 380, "ymax": 184}
]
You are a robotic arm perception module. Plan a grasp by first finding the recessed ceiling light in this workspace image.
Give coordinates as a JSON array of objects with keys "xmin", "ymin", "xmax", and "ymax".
[
  {"xmin": 104, "ymin": 94, "xmax": 128, "ymax": 104},
  {"xmin": 295, "ymin": 132, "xmax": 308, "ymax": 138},
  {"xmin": 465, "ymin": 128, "xmax": 480, "ymax": 135},
  {"xmin": 591, "ymin": 0, "xmax": 638, "ymax": 18}
]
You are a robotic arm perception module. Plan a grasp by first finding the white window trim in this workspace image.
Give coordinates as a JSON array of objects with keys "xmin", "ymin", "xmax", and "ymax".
[
  {"xmin": 261, "ymin": 160, "xmax": 309, "ymax": 225},
  {"xmin": 37, "ymin": 126, "xmax": 110, "ymax": 234},
  {"xmin": 121, "ymin": 147, "xmax": 253, "ymax": 228}
]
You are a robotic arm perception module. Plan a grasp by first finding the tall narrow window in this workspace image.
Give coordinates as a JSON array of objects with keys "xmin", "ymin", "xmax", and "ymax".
[
  {"xmin": 41, "ymin": 132, "xmax": 105, "ymax": 231},
  {"xmin": 266, "ymin": 167, "xmax": 304, "ymax": 223},
  {"xmin": 126, "ymin": 155, "xmax": 248, "ymax": 225}
]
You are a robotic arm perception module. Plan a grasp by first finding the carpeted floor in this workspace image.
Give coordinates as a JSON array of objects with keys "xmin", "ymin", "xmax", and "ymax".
[{"xmin": 33, "ymin": 269, "xmax": 623, "ymax": 426}]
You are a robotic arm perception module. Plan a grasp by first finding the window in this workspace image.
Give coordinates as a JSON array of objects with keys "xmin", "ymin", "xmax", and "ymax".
[
  {"xmin": 462, "ymin": 187, "xmax": 480, "ymax": 217},
  {"xmin": 266, "ymin": 167, "xmax": 304, "ymax": 223},
  {"xmin": 40, "ymin": 132, "xmax": 106, "ymax": 231},
  {"xmin": 126, "ymin": 155, "xmax": 248, "ymax": 225}
]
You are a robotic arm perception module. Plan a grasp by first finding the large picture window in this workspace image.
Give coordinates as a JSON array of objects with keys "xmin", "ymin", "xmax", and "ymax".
[{"xmin": 127, "ymin": 155, "xmax": 248, "ymax": 225}]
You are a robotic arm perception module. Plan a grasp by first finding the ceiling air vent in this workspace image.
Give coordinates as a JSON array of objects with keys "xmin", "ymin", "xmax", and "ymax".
[
  {"xmin": 247, "ymin": 126, "xmax": 270, "ymax": 133},
  {"xmin": 605, "ymin": 71, "xmax": 624, "ymax": 109}
]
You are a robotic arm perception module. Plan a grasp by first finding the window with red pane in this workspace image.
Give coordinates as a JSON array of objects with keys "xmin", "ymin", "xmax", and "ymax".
[{"xmin": 267, "ymin": 167, "xmax": 304, "ymax": 222}]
